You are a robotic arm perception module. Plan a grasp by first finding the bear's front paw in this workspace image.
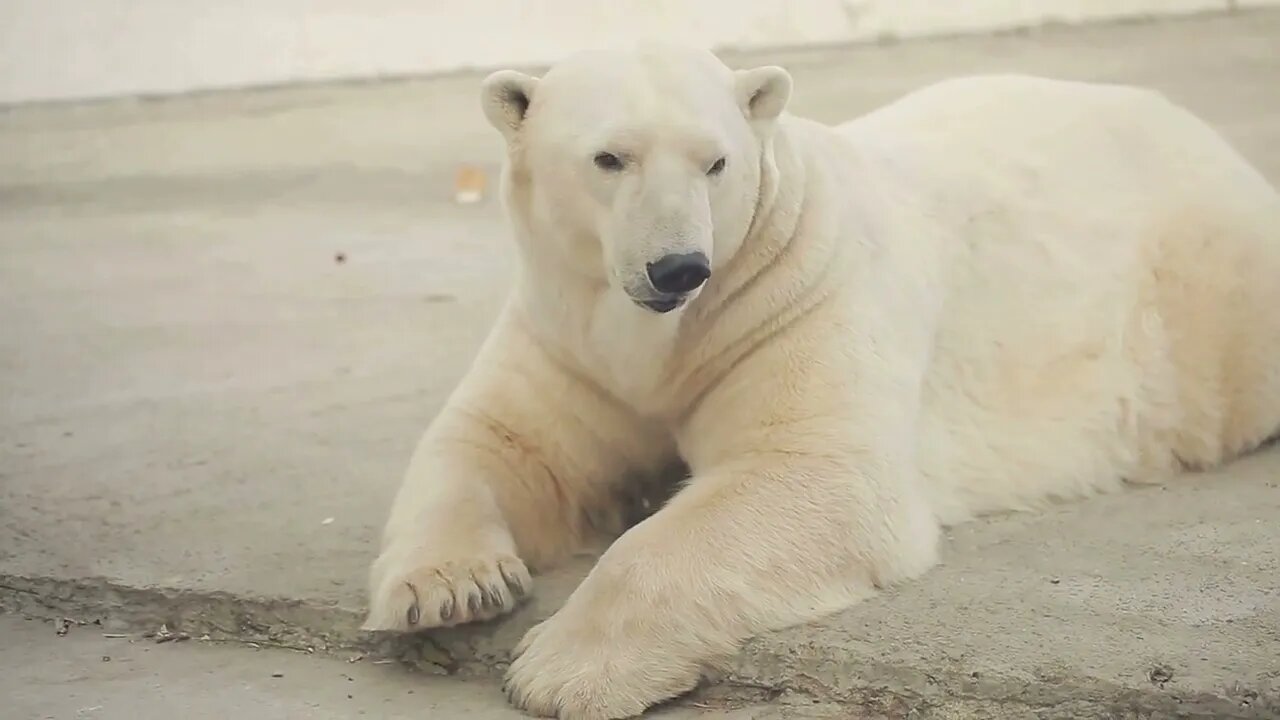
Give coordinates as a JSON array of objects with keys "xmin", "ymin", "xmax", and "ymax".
[
  {"xmin": 502, "ymin": 608, "xmax": 702, "ymax": 719},
  {"xmin": 362, "ymin": 546, "xmax": 532, "ymax": 631}
]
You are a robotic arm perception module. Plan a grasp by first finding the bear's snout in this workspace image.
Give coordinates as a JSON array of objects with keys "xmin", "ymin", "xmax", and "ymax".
[{"xmin": 646, "ymin": 252, "xmax": 711, "ymax": 296}]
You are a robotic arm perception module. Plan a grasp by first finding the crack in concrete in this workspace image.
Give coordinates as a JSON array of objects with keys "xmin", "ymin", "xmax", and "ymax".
[{"xmin": 3, "ymin": 572, "xmax": 1275, "ymax": 719}]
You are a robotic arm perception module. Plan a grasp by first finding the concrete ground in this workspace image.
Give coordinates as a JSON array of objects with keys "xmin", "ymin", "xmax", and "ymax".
[
  {"xmin": 7, "ymin": 614, "xmax": 819, "ymax": 720},
  {"xmin": 2, "ymin": 9, "xmax": 1279, "ymax": 720},
  {"xmin": 2, "ymin": 615, "xmax": 526, "ymax": 720}
]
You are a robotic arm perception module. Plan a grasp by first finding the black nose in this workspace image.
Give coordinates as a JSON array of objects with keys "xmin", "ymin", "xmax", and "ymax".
[{"xmin": 646, "ymin": 252, "xmax": 711, "ymax": 295}]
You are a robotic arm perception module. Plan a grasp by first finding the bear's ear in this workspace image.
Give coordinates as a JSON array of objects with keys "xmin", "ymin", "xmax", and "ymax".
[
  {"xmin": 480, "ymin": 70, "xmax": 540, "ymax": 140},
  {"xmin": 735, "ymin": 66, "xmax": 792, "ymax": 123}
]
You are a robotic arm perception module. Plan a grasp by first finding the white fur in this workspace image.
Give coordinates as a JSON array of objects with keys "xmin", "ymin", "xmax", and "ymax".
[{"xmin": 365, "ymin": 46, "xmax": 1280, "ymax": 719}]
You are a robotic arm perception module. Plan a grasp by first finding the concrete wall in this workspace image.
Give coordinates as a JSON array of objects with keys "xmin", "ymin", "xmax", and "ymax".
[{"xmin": 2, "ymin": 0, "xmax": 1275, "ymax": 105}]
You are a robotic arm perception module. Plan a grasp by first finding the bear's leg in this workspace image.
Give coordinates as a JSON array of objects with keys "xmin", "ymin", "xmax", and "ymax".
[
  {"xmin": 363, "ymin": 311, "xmax": 673, "ymax": 632},
  {"xmin": 502, "ymin": 450, "xmax": 939, "ymax": 718}
]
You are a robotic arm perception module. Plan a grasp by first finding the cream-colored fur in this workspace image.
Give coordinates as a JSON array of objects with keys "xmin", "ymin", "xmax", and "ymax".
[{"xmin": 364, "ymin": 46, "xmax": 1280, "ymax": 719}]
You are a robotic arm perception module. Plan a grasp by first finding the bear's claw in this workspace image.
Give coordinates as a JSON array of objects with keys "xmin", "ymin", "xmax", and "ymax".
[{"xmin": 363, "ymin": 552, "xmax": 533, "ymax": 631}]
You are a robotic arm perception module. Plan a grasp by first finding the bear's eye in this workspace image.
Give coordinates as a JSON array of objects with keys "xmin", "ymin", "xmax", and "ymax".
[
  {"xmin": 593, "ymin": 152, "xmax": 624, "ymax": 172},
  {"xmin": 707, "ymin": 157, "xmax": 727, "ymax": 176}
]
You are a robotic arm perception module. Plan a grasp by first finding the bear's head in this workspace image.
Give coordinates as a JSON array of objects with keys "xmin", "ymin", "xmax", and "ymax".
[{"xmin": 480, "ymin": 46, "xmax": 792, "ymax": 315}]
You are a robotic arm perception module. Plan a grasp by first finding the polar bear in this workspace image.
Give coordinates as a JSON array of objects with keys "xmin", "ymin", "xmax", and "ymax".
[{"xmin": 363, "ymin": 45, "xmax": 1280, "ymax": 718}]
